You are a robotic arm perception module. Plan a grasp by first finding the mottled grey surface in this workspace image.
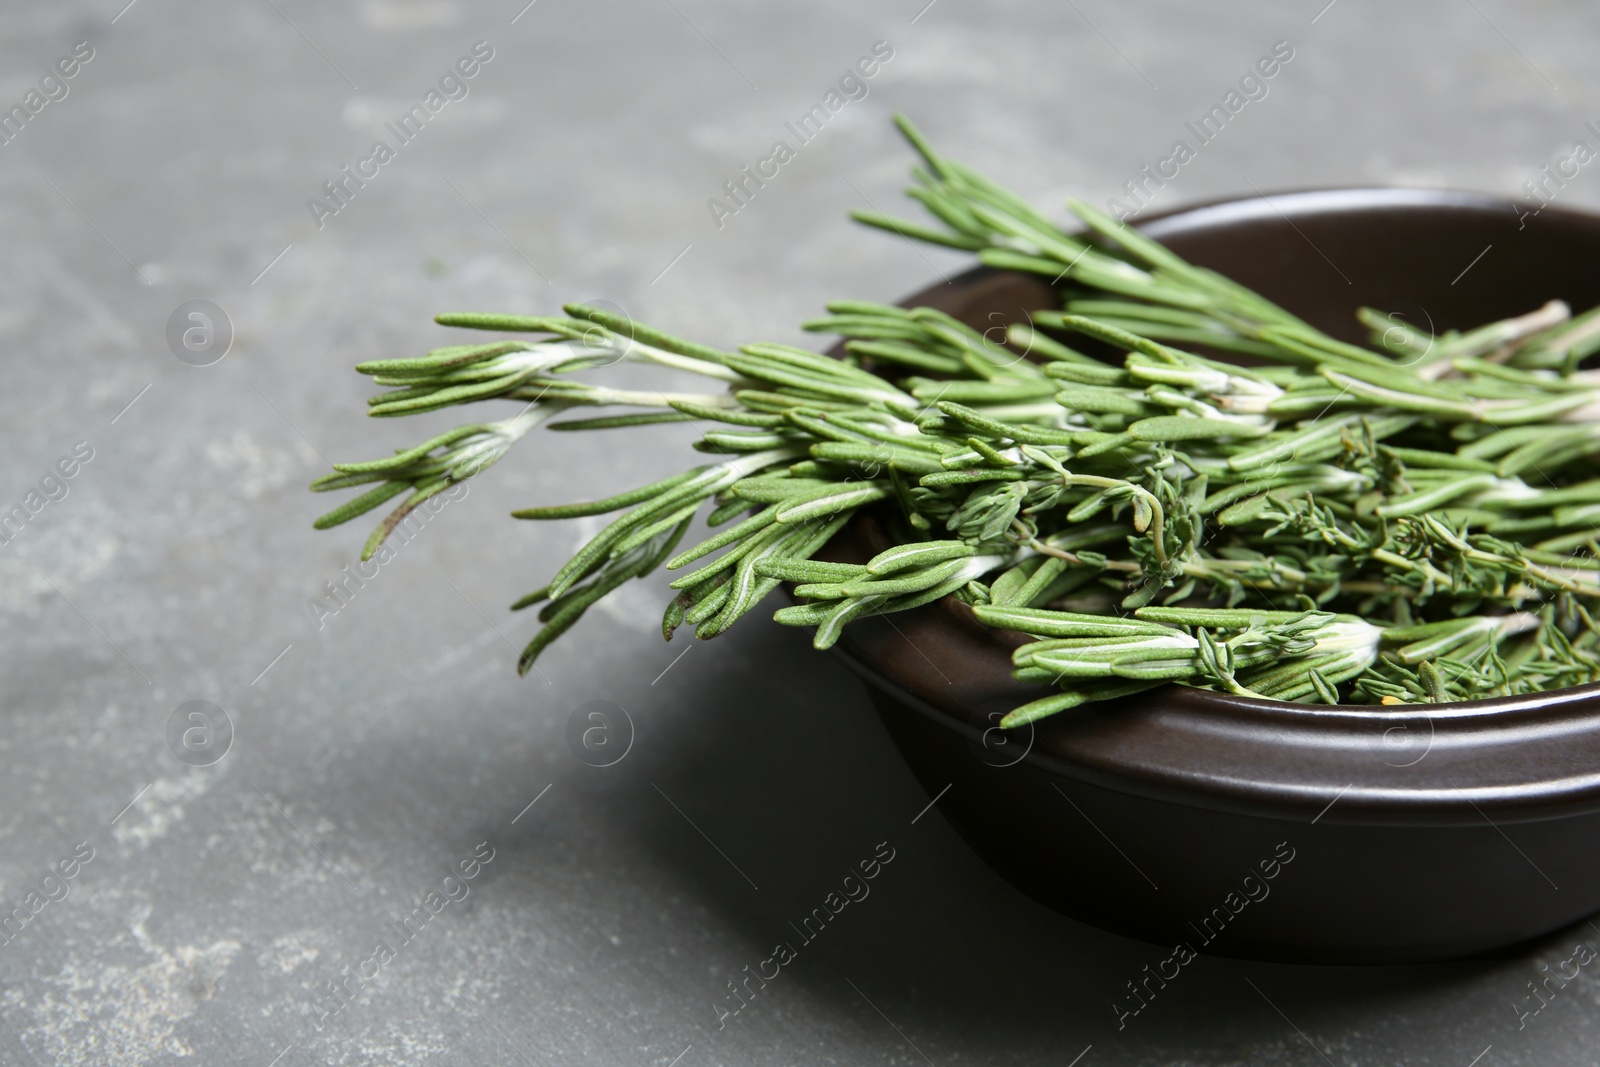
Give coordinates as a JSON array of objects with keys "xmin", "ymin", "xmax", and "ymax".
[{"xmin": 2, "ymin": 0, "xmax": 1600, "ymax": 1064}]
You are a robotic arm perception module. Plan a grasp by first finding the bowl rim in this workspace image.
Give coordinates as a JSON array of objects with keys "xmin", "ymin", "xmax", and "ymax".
[{"xmin": 822, "ymin": 185, "xmax": 1600, "ymax": 828}]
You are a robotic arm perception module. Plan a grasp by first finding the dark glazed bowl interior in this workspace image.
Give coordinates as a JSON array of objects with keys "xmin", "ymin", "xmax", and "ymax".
[{"xmin": 824, "ymin": 188, "xmax": 1600, "ymax": 963}]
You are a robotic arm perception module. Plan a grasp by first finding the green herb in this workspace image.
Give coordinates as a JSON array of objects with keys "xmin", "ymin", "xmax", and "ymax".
[{"xmin": 310, "ymin": 116, "xmax": 1600, "ymax": 721}]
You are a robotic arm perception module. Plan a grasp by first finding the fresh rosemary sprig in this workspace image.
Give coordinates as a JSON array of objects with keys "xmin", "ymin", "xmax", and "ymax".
[{"xmin": 310, "ymin": 116, "xmax": 1600, "ymax": 720}]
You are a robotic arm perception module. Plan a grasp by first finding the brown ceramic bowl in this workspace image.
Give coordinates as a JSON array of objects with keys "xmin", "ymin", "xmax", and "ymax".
[{"xmin": 821, "ymin": 188, "xmax": 1600, "ymax": 964}]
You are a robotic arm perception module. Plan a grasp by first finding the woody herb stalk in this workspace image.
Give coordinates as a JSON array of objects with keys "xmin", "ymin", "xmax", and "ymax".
[{"xmin": 310, "ymin": 117, "xmax": 1600, "ymax": 725}]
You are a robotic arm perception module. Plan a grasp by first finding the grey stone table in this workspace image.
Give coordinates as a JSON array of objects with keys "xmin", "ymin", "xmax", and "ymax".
[{"xmin": 3, "ymin": 0, "xmax": 1599, "ymax": 1063}]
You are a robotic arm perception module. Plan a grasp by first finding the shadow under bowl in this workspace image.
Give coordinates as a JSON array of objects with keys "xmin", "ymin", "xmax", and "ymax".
[{"xmin": 823, "ymin": 187, "xmax": 1600, "ymax": 964}]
